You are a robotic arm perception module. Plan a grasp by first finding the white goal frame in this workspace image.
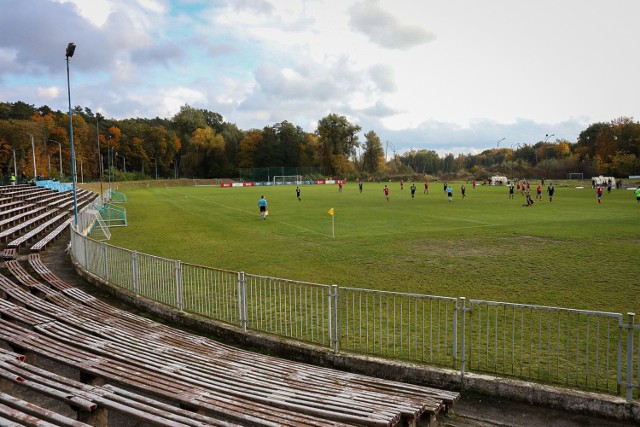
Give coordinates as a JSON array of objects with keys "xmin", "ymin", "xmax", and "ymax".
[
  {"xmin": 273, "ymin": 175, "xmax": 302, "ymax": 185},
  {"xmin": 567, "ymin": 173, "xmax": 584, "ymax": 180}
]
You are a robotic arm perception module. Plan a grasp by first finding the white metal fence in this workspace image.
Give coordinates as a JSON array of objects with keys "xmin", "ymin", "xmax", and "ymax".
[{"xmin": 69, "ymin": 225, "xmax": 639, "ymax": 402}]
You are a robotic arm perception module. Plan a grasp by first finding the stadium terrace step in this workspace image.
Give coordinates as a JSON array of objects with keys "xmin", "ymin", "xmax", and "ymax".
[
  {"xmin": 0, "ymin": 260, "xmax": 458, "ymax": 426},
  {"xmin": 0, "ymin": 348, "xmax": 243, "ymax": 427},
  {"xmin": 2, "ymin": 248, "xmax": 17, "ymax": 260},
  {"xmin": 30, "ymin": 218, "xmax": 72, "ymax": 252},
  {"xmin": 28, "ymin": 253, "xmax": 72, "ymax": 291},
  {"xmin": 0, "ymin": 206, "xmax": 46, "ymax": 229},
  {"xmin": 0, "ymin": 210, "xmax": 57, "ymax": 243},
  {"xmin": 0, "ymin": 391, "xmax": 91, "ymax": 427},
  {"xmin": 7, "ymin": 212, "xmax": 70, "ymax": 250}
]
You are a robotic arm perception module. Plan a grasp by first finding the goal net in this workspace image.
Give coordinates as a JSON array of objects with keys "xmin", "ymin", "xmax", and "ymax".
[
  {"xmin": 273, "ymin": 175, "xmax": 302, "ymax": 185},
  {"xmin": 567, "ymin": 173, "xmax": 584, "ymax": 180}
]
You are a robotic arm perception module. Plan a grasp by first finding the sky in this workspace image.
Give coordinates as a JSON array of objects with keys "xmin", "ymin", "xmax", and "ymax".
[{"xmin": 1, "ymin": 0, "xmax": 639, "ymax": 157}]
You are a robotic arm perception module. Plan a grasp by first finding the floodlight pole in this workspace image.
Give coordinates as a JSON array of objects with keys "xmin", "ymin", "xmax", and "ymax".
[
  {"xmin": 27, "ymin": 133, "xmax": 37, "ymax": 181},
  {"xmin": 96, "ymin": 116, "xmax": 104, "ymax": 204},
  {"xmin": 66, "ymin": 42, "xmax": 78, "ymax": 227}
]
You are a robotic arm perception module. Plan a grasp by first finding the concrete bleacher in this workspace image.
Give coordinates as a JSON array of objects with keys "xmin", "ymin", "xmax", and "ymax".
[
  {"xmin": 0, "ymin": 184, "xmax": 460, "ymax": 426},
  {"xmin": 0, "ymin": 265, "xmax": 457, "ymax": 426},
  {"xmin": 0, "ymin": 185, "xmax": 96, "ymax": 260}
]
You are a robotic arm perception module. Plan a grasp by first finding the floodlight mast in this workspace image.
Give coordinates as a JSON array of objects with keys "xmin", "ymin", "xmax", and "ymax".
[{"xmin": 66, "ymin": 42, "xmax": 78, "ymax": 227}]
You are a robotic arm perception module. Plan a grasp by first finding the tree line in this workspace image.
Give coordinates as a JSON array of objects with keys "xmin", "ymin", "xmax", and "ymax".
[{"xmin": 0, "ymin": 101, "xmax": 638, "ymax": 183}]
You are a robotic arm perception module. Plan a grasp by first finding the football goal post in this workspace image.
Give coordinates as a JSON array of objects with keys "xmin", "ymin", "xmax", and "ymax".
[
  {"xmin": 273, "ymin": 175, "xmax": 302, "ymax": 185},
  {"xmin": 567, "ymin": 173, "xmax": 584, "ymax": 180}
]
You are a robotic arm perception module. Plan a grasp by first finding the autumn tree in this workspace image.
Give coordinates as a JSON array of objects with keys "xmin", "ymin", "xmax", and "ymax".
[
  {"xmin": 362, "ymin": 130, "xmax": 384, "ymax": 173},
  {"xmin": 316, "ymin": 113, "xmax": 361, "ymax": 176}
]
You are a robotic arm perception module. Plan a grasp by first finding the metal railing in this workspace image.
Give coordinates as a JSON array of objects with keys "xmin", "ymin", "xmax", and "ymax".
[{"xmin": 69, "ymin": 225, "xmax": 639, "ymax": 401}]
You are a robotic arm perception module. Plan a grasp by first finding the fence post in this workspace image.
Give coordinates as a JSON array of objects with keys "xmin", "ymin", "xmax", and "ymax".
[
  {"xmin": 329, "ymin": 285, "xmax": 339, "ymax": 354},
  {"xmin": 452, "ymin": 298, "xmax": 458, "ymax": 368},
  {"xmin": 175, "ymin": 260, "xmax": 183, "ymax": 312},
  {"xmin": 626, "ymin": 312, "xmax": 635, "ymax": 402},
  {"xmin": 81, "ymin": 229, "xmax": 88, "ymax": 268},
  {"xmin": 103, "ymin": 245, "xmax": 108, "ymax": 282},
  {"xmin": 238, "ymin": 272, "xmax": 247, "ymax": 333},
  {"xmin": 459, "ymin": 297, "xmax": 467, "ymax": 376},
  {"xmin": 132, "ymin": 251, "xmax": 139, "ymax": 297}
]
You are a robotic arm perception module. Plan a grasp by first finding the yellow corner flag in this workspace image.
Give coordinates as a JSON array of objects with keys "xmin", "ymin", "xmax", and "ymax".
[{"xmin": 328, "ymin": 208, "xmax": 334, "ymax": 216}]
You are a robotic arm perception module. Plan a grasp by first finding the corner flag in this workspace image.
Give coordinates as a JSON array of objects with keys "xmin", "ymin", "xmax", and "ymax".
[{"xmin": 328, "ymin": 208, "xmax": 334, "ymax": 216}]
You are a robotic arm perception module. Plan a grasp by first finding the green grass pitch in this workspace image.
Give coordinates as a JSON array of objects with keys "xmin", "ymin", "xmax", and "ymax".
[{"xmin": 106, "ymin": 181, "xmax": 640, "ymax": 315}]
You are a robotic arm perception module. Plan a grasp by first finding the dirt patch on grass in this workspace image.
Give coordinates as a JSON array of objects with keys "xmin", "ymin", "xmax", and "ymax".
[{"xmin": 409, "ymin": 235, "xmax": 564, "ymax": 258}]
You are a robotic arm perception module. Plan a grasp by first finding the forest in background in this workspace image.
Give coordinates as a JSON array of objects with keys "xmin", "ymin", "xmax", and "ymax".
[{"xmin": 1, "ymin": 100, "xmax": 639, "ymax": 183}]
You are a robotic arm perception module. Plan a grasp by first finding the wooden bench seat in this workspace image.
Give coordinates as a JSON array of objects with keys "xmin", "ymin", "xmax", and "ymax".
[
  {"xmin": 0, "ymin": 206, "xmax": 45, "ymax": 230},
  {"xmin": 0, "ymin": 203, "xmax": 37, "ymax": 221},
  {"xmin": 2, "ymin": 248, "xmax": 17, "ymax": 260},
  {"xmin": 34, "ymin": 192, "xmax": 71, "ymax": 207},
  {"xmin": 28, "ymin": 253, "xmax": 72, "ymax": 291},
  {"xmin": 0, "ymin": 210, "xmax": 56, "ymax": 242},
  {"xmin": 15, "ymin": 261, "xmax": 461, "ymax": 419},
  {"xmin": 6, "ymin": 212, "xmax": 69, "ymax": 250},
  {"xmin": 0, "ymin": 348, "xmax": 242, "ymax": 427},
  {"xmin": 0, "ymin": 318, "xmax": 354, "ymax": 427},
  {"xmin": 4, "ymin": 259, "xmax": 45, "ymax": 289},
  {"xmin": 24, "ymin": 189, "xmax": 57, "ymax": 203},
  {"xmin": 30, "ymin": 218, "xmax": 72, "ymax": 252},
  {"xmin": 0, "ymin": 268, "xmax": 454, "ymax": 426},
  {"xmin": 0, "ymin": 392, "xmax": 91, "ymax": 427}
]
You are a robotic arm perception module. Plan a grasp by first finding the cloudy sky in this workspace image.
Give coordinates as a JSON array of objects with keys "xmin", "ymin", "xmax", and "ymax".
[{"xmin": 1, "ymin": 0, "xmax": 639, "ymax": 156}]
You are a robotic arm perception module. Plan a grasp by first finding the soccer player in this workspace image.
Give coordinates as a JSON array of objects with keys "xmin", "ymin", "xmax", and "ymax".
[
  {"xmin": 536, "ymin": 184, "xmax": 542, "ymax": 200},
  {"xmin": 508, "ymin": 183, "xmax": 515, "ymax": 199},
  {"xmin": 446, "ymin": 185, "xmax": 453, "ymax": 202},
  {"xmin": 296, "ymin": 186, "xmax": 301, "ymax": 201},
  {"xmin": 547, "ymin": 183, "xmax": 555, "ymax": 203},
  {"xmin": 635, "ymin": 185, "xmax": 640, "ymax": 206},
  {"xmin": 596, "ymin": 185, "xmax": 603, "ymax": 203},
  {"xmin": 424, "ymin": 180, "xmax": 429, "ymax": 194},
  {"xmin": 258, "ymin": 195, "xmax": 268, "ymax": 220},
  {"xmin": 410, "ymin": 183, "xmax": 416, "ymax": 199},
  {"xmin": 359, "ymin": 181, "xmax": 363, "ymax": 193},
  {"xmin": 461, "ymin": 184, "xmax": 466, "ymax": 199},
  {"xmin": 383, "ymin": 185, "xmax": 389, "ymax": 202}
]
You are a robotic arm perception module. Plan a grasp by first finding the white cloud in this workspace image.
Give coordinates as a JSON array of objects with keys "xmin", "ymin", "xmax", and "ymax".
[
  {"xmin": 1, "ymin": 0, "xmax": 638, "ymax": 157},
  {"xmin": 348, "ymin": 0, "xmax": 436, "ymax": 49},
  {"xmin": 53, "ymin": 0, "xmax": 111, "ymax": 26},
  {"xmin": 36, "ymin": 86, "xmax": 61, "ymax": 99}
]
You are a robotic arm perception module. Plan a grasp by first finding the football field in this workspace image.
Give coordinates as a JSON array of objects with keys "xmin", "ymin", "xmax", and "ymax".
[{"xmin": 106, "ymin": 181, "xmax": 640, "ymax": 315}]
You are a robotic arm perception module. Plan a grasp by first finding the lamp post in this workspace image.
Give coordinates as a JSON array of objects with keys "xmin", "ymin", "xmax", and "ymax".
[
  {"xmin": 66, "ymin": 42, "xmax": 78, "ymax": 227},
  {"xmin": 107, "ymin": 136, "xmax": 112, "ymax": 193},
  {"xmin": 49, "ymin": 140, "xmax": 62, "ymax": 177},
  {"xmin": 497, "ymin": 137, "xmax": 505, "ymax": 148},
  {"xmin": 96, "ymin": 115, "xmax": 104, "ymax": 204},
  {"xmin": 27, "ymin": 133, "xmax": 37, "ymax": 181}
]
